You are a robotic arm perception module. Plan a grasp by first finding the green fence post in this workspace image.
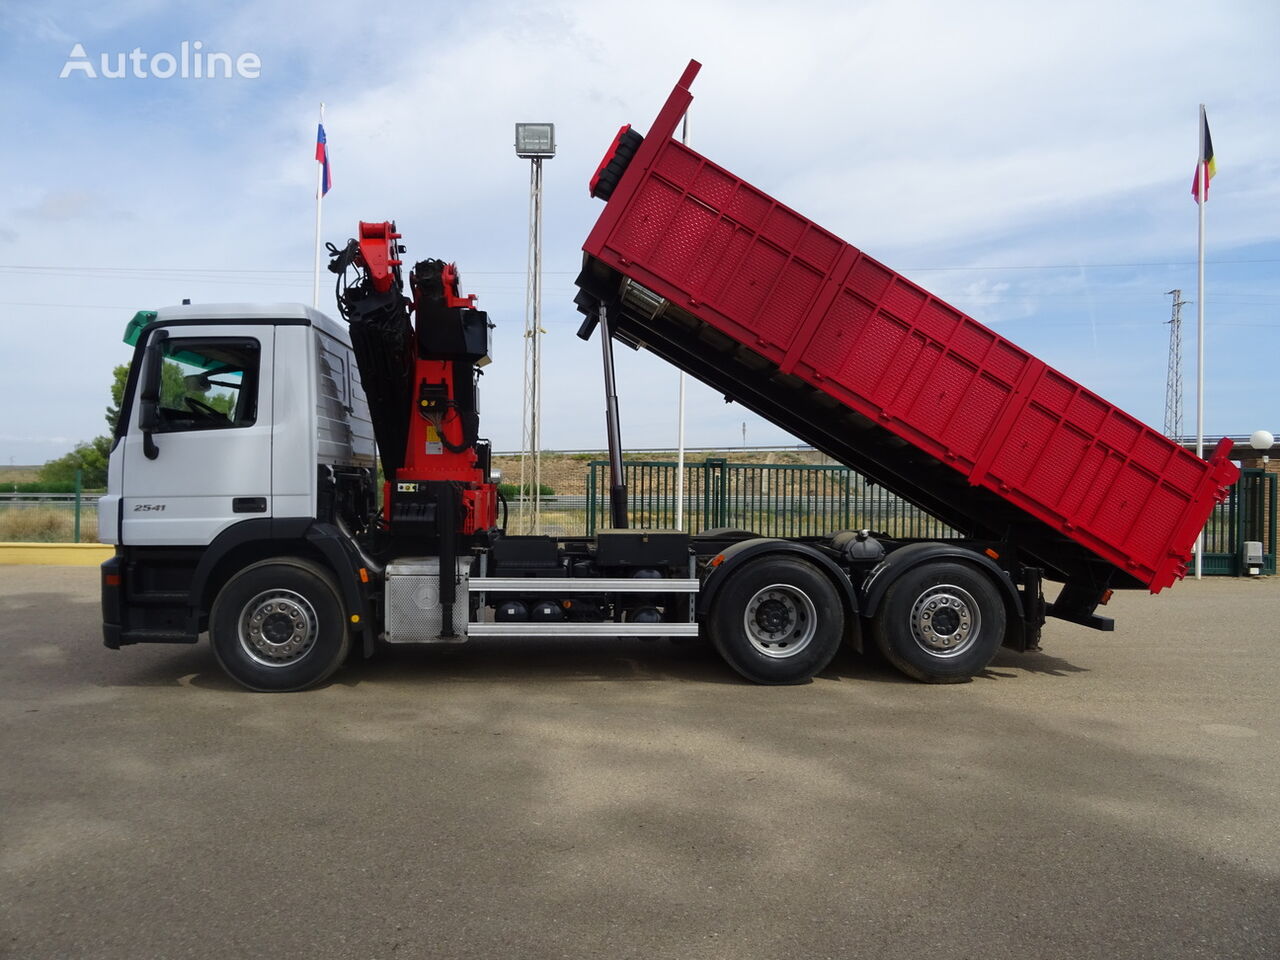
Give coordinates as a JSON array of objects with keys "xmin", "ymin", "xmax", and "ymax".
[
  {"xmin": 1235, "ymin": 473, "xmax": 1247, "ymax": 577},
  {"xmin": 700, "ymin": 460, "xmax": 711, "ymax": 530},
  {"xmin": 586, "ymin": 463, "xmax": 597, "ymax": 536},
  {"xmin": 1224, "ymin": 481, "xmax": 1238, "ymax": 575},
  {"xmin": 635, "ymin": 462, "xmax": 644, "ymax": 528},
  {"xmin": 711, "ymin": 459, "xmax": 728, "ymax": 528},
  {"xmin": 74, "ymin": 468, "xmax": 82, "ymax": 543},
  {"xmin": 1268, "ymin": 474, "xmax": 1278, "ymax": 575}
]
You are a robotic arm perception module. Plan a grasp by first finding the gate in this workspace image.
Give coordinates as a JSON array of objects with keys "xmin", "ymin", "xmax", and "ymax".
[{"xmin": 1202, "ymin": 468, "xmax": 1277, "ymax": 576}]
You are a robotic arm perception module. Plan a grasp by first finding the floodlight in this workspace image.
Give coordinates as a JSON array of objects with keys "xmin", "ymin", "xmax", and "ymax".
[{"xmin": 515, "ymin": 123, "xmax": 556, "ymax": 159}]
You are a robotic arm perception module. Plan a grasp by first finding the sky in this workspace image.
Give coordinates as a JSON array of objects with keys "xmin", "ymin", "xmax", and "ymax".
[{"xmin": 0, "ymin": 0, "xmax": 1276, "ymax": 467}]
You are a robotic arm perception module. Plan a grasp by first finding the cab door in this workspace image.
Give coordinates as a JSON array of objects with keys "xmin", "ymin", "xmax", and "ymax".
[{"xmin": 119, "ymin": 325, "xmax": 274, "ymax": 546}]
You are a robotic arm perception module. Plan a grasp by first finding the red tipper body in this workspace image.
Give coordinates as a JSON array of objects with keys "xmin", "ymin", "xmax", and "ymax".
[{"xmin": 579, "ymin": 60, "xmax": 1238, "ymax": 593}]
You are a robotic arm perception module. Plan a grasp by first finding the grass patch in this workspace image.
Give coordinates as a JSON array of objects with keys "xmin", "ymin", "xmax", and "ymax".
[
  {"xmin": 0, "ymin": 466, "xmax": 41, "ymax": 485},
  {"xmin": 0, "ymin": 508, "xmax": 99, "ymax": 543},
  {"xmin": 503, "ymin": 510, "xmax": 589, "ymax": 537}
]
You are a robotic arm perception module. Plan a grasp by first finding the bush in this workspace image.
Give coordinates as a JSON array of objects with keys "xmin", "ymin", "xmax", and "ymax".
[
  {"xmin": 497, "ymin": 482, "xmax": 556, "ymax": 499},
  {"xmin": 39, "ymin": 436, "xmax": 112, "ymax": 489},
  {"xmin": 5, "ymin": 481, "xmax": 90, "ymax": 494}
]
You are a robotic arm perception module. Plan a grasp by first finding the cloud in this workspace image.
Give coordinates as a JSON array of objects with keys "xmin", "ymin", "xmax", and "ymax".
[
  {"xmin": 0, "ymin": 435, "xmax": 76, "ymax": 445},
  {"xmin": 0, "ymin": 0, "xmax": 1277, "ymax": 467},
  {"xmin": 0, "ymin": 9, "xmax": 74, "ymax": 45},
  {"xmin": 960, "ymin": 279, "xmax": 1012, "ymax": 310},
  {"xmin": 13, "ymin": 189, "xmax": 134, "ymax": 222}
]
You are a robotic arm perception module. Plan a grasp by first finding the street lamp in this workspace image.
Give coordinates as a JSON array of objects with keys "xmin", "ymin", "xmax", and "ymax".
[
  {"xmin": 515, "ymin": 123, "xmax": 554, "ymax": 533},
  {"xmin": 1249, "ymin": 435, "xmax": 1269, "ymax": 468},
  {"xmin": 1249, "ymin": 429, "xmax": 1273, "ymax": 466}
]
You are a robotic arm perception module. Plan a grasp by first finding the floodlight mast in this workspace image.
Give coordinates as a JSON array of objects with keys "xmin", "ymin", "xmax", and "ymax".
[
  {"xmin": 1163, "ymin": 289, "xmax": 1187, "ymax": 441},
  {"xmin": 515, "ymin": 123, "xmax": 555, "ymax": 533}
]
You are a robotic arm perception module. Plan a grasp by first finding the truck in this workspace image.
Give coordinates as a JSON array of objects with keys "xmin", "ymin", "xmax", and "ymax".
[{"xmin": 98, "ymin": 61, "xmax": 1239, "ymax": 691}]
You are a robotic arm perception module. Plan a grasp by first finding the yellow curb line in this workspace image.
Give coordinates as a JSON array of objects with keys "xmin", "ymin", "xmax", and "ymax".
[{"xmin": 0, "ymin": 543, "xmax": 114, "ymax": 566}]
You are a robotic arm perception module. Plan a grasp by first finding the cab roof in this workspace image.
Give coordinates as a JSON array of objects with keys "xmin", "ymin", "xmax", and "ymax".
[{"xmin": 128, "ymin": 303, "xmax": 351, "ymax": 346}]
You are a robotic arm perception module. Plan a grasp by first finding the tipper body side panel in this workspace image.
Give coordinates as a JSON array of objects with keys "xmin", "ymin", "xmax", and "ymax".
[{"xmin": 578, "ymin": 61, "xmax": 1237, "ymax": 594}]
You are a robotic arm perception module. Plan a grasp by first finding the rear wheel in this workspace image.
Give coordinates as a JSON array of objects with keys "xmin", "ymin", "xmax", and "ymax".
[
  {"xmin": 707, "ymin": 556, "xmax": 843, "ymax": 684},
  {"xmin": 210, "ymin": 558, "xmax": 350, "ymax": 692},
  {"xmin": 871, "ymin": 561, "xmax": 1005, "ymax": 683}
]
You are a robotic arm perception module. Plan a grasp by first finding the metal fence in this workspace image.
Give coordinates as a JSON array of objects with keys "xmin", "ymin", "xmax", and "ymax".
[
  {"xmin": 1202, "ymin": 468, "xmax": 1277, "ymax": 575},
  {"xmin": 585, "ymin": 459, "xmax": 957, "ymax": 539},
  {"xmin": 0, "ymin": 494, "xmax": 100, "ymax": 542},
  {"xmin": 508, "ymin": 495, "xmax": 589, "ymax": 537},
  {"xmin": 8, "ymin": 463, "xmax": 1269, "ymax": 575}
]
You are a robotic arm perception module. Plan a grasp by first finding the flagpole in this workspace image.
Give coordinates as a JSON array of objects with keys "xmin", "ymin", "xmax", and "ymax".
[
  {"xmin": 312, "ymin": 102, "xmax": 325, "ymax": 309},
  {"xmin": 1194, "ymin": 103, "xmax": 1206, "ymax": 580}
]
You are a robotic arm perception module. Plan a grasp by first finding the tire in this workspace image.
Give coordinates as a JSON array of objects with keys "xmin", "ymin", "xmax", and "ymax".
[
  {"xmin": 870, "ymin": 561, "xmax": 1006, "ymax": 683},
  {"xmin": 210, "ymin": 557, "xmax": 350, "ymax": 692},
  {"xmin": 592, "ymin": 128, "xmax": 643, "ymax": 201},
  {"xmin": 707, "ymin": 556, "xmax": 844, "ymax": 685}
]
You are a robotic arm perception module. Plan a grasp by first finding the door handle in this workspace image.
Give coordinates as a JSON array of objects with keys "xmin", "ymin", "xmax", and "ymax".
[{"xmin": 232, "ymin": 497, "xmax": 268, "ymax": 513}]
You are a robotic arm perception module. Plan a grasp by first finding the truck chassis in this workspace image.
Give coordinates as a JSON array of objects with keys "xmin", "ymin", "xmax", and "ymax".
[{"xmin": 99, "ymin": 63, "xmax": 1232, "ymax": 692}]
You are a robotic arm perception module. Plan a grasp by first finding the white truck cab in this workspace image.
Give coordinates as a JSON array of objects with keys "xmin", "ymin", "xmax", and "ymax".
[
  {"xmin": 100, "ymin": 304, "xmax": 379, "ymax": 677},
  {"xmin": 101, "ymin": 303, "xmax": 374, "ymax": 547}
]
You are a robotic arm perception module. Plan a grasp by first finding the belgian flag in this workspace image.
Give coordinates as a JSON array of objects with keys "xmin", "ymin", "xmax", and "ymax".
[{"xmin": 1191, "ymin": 105, "xmax": 1216, "ymax": 203}]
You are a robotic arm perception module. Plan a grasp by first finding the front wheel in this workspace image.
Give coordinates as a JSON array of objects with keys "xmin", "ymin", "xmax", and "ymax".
[
  {"xmin": 870, "ymin": 561, "xmax": 1006, "ymax": 683},
  {"xmin": 210, "ymin": 558, "xmax": 350, "ymax": 692},
  {"xmin": 707, "ymin": 556, "xmax": 844, "ymax": 684}
]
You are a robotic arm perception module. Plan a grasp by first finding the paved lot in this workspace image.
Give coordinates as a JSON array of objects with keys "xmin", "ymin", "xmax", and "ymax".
[{"xmin": 1, "ymin": 567, "xmax": 1277, "ymax": 960}]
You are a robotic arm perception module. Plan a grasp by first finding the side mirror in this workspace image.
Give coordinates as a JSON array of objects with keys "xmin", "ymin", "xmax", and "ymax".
[{"xmin": 138, "ymin": 332, "xmax": 167, "ymax": 459}]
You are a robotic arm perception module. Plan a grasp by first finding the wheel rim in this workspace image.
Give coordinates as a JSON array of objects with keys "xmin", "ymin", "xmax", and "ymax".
[
  {"xmin": 237, "ymin": 588, "xmax": 319, "ymax": 668},
  {"xmin": 909, "ymin": 584, "xmax": 981, "ymax": 659},
  {"xmin": 743, "ymin": 583, "xmax": 817, "ymax": 659}
]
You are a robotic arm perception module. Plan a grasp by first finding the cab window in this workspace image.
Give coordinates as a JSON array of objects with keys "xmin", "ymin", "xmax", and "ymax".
[{"xmin": 152, "ymin": 338, "xmax": 260, "ymax": 432}]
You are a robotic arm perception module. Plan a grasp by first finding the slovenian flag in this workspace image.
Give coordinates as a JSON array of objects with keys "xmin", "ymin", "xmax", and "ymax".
[
  {"xmin": 1191, "ymin": 106, "xmax": 1215, "ymax": 203},
  {"xmin": 316, "ymin": 123, "xmax": 332, "ymax": 196}
]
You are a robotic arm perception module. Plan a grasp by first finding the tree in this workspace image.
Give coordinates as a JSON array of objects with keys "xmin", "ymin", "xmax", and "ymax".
[
  {"xmin": 158, "ymin": 360, "xmax": 188, "ymax": 410},
  {"xmin": 50, "ymin": 361, "xmax": 152, "ymax": 488},
  {"xmin": 105, "ymin": 360, "xmax": 204, "ymax": 433},
  {"xmin": 38, "ymin": 436, "xmax": 112, "ymax": 488},
  {"xmin": 50, "ymin": 356, "xmax": 237, "ymax": 490},
  {"xmin": 105, "ymin": 364, "xmax": 129, "ymax": 433}
]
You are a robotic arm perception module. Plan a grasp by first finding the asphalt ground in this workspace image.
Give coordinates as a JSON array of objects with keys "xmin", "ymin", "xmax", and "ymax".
[{"xmin": 1, "ymin": 566, "xmax": 1277, "ymax": 960}]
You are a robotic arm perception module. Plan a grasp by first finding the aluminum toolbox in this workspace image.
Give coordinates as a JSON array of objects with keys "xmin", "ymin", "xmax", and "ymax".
[{"xmin": 385, "ymin": 557, "xmax": 471, "ymax": 642}]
